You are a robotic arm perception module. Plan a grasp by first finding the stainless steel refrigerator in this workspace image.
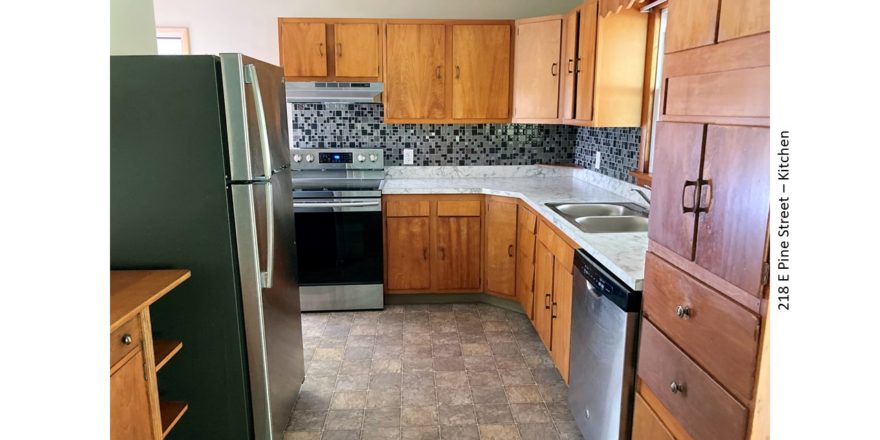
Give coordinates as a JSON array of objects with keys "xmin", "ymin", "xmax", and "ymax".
[{"xmin": 111, "ymin": 54, "xmax": 304, "ymax": 440}]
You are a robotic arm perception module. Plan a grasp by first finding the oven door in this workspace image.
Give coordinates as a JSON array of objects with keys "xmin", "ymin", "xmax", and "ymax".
[{"xmin": 292, "ymin": 198, "xmax": 384, "ymax": 287}]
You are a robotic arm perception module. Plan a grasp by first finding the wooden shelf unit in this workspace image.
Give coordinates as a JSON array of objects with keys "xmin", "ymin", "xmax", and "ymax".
[
  {"xmin": 153, "ymin": 340, "xmax": 183, "ymax": 372},
  {"xmin": 160, "ymin": 401, "xmax": 189, "ymax": 438}
]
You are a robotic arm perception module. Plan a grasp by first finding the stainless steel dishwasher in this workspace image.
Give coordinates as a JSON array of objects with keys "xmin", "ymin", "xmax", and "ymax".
[{"xmin": 568, "ymin": 249, "xmax": 642, "ymax": 440}]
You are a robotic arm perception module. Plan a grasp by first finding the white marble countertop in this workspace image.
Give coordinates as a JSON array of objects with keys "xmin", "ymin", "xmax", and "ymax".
[{"xmin": 381, "ymin": 171, "xmax": 649, "ymax": 290}]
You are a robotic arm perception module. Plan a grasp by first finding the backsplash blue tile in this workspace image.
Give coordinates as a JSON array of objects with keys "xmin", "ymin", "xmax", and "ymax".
[
  {"xmin": 288, "ymin": 102, "xmax": 641, "ymax": 181},
  {"xmin": 289, "ymin": 103, "xmax": 576, "ymax": 166},
  {"xmin": 573, "ymin": 127, "xmax": 641, "ymax": 183}
]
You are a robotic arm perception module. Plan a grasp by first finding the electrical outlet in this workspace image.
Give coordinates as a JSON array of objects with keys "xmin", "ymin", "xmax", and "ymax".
[
  {"xmin": 403, "ymin": 148, "xmax": 414, "ymax": 165},
  {"xmin": 594, "ymin": 152, "xmax": 601, "ymax": 170}
]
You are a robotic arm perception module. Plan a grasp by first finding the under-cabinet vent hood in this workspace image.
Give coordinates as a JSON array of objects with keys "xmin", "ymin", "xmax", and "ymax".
[{"xmin": 285, "ymin": 82, "xmax": 383, "ymax": 103}]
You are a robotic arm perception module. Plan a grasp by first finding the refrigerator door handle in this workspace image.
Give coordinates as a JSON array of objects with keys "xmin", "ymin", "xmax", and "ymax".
[
  {"xmin": 261, "ymin": 181, "xmax": 275, "ymax": 288},
  {"xmin": 244, "ymin": 63, "xmax": 273, "ymax": 179}
]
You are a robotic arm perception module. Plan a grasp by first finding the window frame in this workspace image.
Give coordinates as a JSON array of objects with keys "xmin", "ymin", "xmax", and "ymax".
[
  {"xmin": 156, "ymin": 27, "xmax": 191, "ymax": 55},
  {"xmin": 631, "ymin": 4, "xmax": 668, "ymax": 188}
]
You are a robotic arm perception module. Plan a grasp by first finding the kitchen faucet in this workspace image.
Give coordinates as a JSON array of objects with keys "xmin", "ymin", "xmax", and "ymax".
[{"xmin": 632, "ymin": 187, "xmax": 651, "ymax": 205}]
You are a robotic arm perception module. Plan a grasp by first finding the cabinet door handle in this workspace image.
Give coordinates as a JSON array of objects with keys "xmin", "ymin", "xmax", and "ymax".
[
  {"xmin": 670, "ymin": 381, "xmax": 685, "ymax": 394},
  {"xmin": 455, "ymin": 66, "xmax": 461, "ymax": 79},
  {"xmin": 551, "ymin": 62, "xmax": 558, "ymax": 76},
  {"xmin": 551, "ymin": 303, "xmax": 558, "ymax": 318},
  {"xmin": 439, "ymin": 247, "xmax": 446, "ymax": 260},
  {"xmin": 681, "ymin": 179, "xmax": 699, "ymax": 213},
  {"xmin": 318, "ymin": 42, "xmax": 324, "ymax": 56},
  {"xmin": 508, "ymin": 244, "xmax": 514, "ymax": 257},
  {"xmin": 436, "ymin": 65, "xmax": 442, "ymax": 79},
  {"xmin": 423, "ymin": 247, "xmax": 429, "ymax": 261},
  {"xmin": 337, "ymin": 43, "xmax": 342, "ymax": 57},
  {"xmin": 576, "ymin": 58, "xmax": 582, "ymax": 73},
  {"xmin": 696, "ymin": 179, "xmax": 712, "ymax": 213},
  {"xmin": 675, "ymin": 305, "xmax": 691, "ymax": 319},
  {"xmin": 567, "ymin": 59, "xmax": 574, "ymax": 73},
  {"xmin": 544, "ymin": 293, "xmax": 551, "ymax": 309}
]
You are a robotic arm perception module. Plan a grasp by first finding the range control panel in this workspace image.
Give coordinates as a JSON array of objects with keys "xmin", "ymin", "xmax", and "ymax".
[{"xmin": 291, "ymin": 148, "xmax": 385, "ymax": 171}]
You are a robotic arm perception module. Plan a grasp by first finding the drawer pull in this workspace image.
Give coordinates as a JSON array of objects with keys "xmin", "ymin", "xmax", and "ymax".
[
  {"xmin": 551, "ymin": 303, "xmax": 558, "ymax": 318},
  {"xmin": 122, "ymin": 334, "xmax": 133, "ymax": 345},
  {"xmin": 545, "ymin": 294, "xmax": 551, "ymax": 309},
  {"xmin": 670, "ymin": 381, "xmax": 685, "ymax": 394},
  {"xmin": 675, "ymin": 305, "xmax": 691, "ymax": 319},
  {"xmin": 508, "ymin": 244, "xmax": 514, "ymax": 257},
  {"xmin": 422, "ymin": 247, "xmax": 428, "ymax": 261}
]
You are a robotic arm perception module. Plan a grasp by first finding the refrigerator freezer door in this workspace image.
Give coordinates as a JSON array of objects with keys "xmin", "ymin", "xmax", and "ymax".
[
  {"xmin": 221, "ymin": 53, "xmax": 291, "ymax": 181},
  {"xmin": 231, "ymin": 168, "xmax": 304, "ymax": 440}
]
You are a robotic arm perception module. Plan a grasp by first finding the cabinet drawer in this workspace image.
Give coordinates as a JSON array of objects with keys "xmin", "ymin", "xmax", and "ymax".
[
  {"xmin": 385, "ymin": 199, "xmax": 430, "ymax": 217},
  {"xmin": 437, "ymin": 200, "xmax": 481, "ymax": 217},
  {"xmin": 550, "ymin": 235, "xmax": 574, "ymax": 273},
  {"xmin": 644, "ymin": 253, "xmax": 761, "ymax": 403},
  {"xmin": 536, "ymin": 220, "xmax": 554, "ymax": 247},
  {"xmin": 518, "ymin": 205, "xmax": 537, "ymax": 233},
  {"xmin": 111, "ymin": 315, "xmax": 143, "ymax": 369},
  {"xmin": 638, "ymin": 320, "xmax": 748, "ymax": 440}
]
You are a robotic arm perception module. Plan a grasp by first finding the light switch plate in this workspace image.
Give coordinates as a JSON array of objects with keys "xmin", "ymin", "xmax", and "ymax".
[
  {"xmin": 594, "ymin": 152, "xmax": 601, "ymax": 170},
  {"xmin": 403, "ymin": 148, "xmax": 414, "ymax": 165}
]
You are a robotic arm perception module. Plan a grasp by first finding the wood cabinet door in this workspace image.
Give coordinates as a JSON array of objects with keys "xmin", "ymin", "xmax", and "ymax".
[
  {"xmin": 664, "ymin": 0, "xmax": 720, "ymax": 53},
  {"xmin": 452, "ymin": 25, "xmax": 511, "ymax": 119},
  {"xmin": 550, "ymin": 260, "xmax": 573, "ymax": 382},
  {"xmin": 560, "ymin": 8, "xmax": 579, "ymax": 120},
  {"xmin": 516, "ymin": 207, "xmax": 538, "ymax": 317},
  {"xmin": 533, "ymin": 241, "xmax": 555, "ymax": 347},
  {"xmin": 280, "ymin": 22, "xmax": 328, "ymax": 78},
  {"xmin": 111, "ymin": 350, "xmax": 156, "ymax": 440},
  {"xmin": 632, "ymin": 393, "xmax": 675, "ymax": 440},
  {"xmin": 334, "ymin": 23, "xmax": 381, "ymax": 78},
  {"xmin": 386, "ymin": 217, "xmax": 431, "ymax": 290},
  {"xmin": 695, "ymin": 125, "xmax": 770, "ymax": 296},
  {"xmin": 513, "ymin": 19, "xmax": 562, "ymax": 120},
  {"xmin": 435, "ymin": 216, "xmax": 482, "ymax": 290},
  {"xmin": 486, "ymin": 199, "xmax": 518, "ymax": 297},
  {"xmin": 718, "ymin": 0, "xmax": 769, "ymax": 42},
  {"xmin": 385, "ymin": 24, "xmax": 446, "ymax": 120},
  {"xmin": 647, "ymin": 122, "xmax": 704, "ymax": 260},
  {"xmin": 574, "ymin": 0, "xmax": 598, "ymax": 122}
]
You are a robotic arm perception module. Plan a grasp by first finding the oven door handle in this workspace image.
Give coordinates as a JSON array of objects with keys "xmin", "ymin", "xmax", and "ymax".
[{"xmin": 293, "ymin": 200, "xmax": 381, "ymax": 212}]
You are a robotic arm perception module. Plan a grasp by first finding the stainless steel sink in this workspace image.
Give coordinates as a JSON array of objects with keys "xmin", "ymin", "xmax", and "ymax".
[
  {"xmin": 546, "ymin": 202, "xmax": 649, "ymax": 234},
  {"xmin": 575, "ymin": 216, "xmax": 649, "ymax": 233}
]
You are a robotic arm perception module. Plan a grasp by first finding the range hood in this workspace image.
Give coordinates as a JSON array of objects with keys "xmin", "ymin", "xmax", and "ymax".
[{"xmin": 285, "ymin": 82, "xmax": 383, "ymax": 103}]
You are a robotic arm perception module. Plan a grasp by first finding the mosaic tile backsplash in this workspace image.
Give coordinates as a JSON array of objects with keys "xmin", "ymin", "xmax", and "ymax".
[
  {"xmin": 289, "ymin": 103, "xmax": 575, "ymax": 166},
  {"xmin": 573, "ymin": 127, "xmax": 642, "ymax": 183},
  {"xmin": 288, "ymin": 103, "xmax": 641, "ymax": 181}
]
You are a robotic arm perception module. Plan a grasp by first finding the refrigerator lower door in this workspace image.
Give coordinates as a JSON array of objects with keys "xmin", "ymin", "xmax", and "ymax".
[{"xmin": 230, "ymin": 168, "xmax": 304, "ymax": 440}]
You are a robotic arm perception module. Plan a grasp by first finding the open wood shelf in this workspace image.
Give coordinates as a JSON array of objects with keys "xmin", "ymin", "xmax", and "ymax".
[
  {"xmin": 153, "ymin": 340, "xmax": 183, "ymax": 372},
  {"xmin": 160, "ymin": 400, "xmax": 188, "ymax": 438}
]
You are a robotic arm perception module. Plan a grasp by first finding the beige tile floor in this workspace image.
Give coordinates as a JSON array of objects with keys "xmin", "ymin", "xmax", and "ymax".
[{"xmin": 284, "ymin": 303, "xmax": 584, "ymax": 440}]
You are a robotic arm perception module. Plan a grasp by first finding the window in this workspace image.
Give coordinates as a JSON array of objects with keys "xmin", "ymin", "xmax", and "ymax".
[
  {"xmin": 633, "ymin": 5, "xmax": 668, "ymax": 187},
  {"xmin": 156, "ymin": 27, "xmax": 190, "ymax": 55}
]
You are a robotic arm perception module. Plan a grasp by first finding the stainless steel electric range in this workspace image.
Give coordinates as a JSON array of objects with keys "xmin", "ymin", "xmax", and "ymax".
[{"xmin": 290, "ymin": 148, "xmax": 385, "ymax": 312}]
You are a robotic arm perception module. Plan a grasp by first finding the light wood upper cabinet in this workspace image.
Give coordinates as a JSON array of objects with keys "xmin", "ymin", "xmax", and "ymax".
[
  {"xmin": 279, "ymin": 22, "xmax": 328, "ymax": 78},
  {"xmin": 485, "ymin": 197, "xmax": 518, "ymax": 297},
  {"xmin": 718, "ymin": 0, "xmax": 769, "ymax": 42},
  {"xmin": 334, "ymin": 23, "xmax": 381, "ymax": 78},
  {"xmin": 513, "ymin": 17, "xmax": 562, "ymax": 122},
  {"xmin": 560, "ymin": 8, "xmax": 580, "ymax": 120},
  {"xmin": 564, "ymin": 1, "xmax": 648, "ymax": 127},
  {"xmin": 278, "ymin": 19, "xmax": 382, "ymax": 81},
  {"xmin": 452, "ymin": 24, "xmax": 512, "ymax": 120},
  {"xmin": 384, "ymin": 24, "xmax": 446, "ymax": 120}
]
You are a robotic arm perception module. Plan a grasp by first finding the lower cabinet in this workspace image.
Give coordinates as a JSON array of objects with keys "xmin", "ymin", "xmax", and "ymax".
[
  {"xmin": 485, "ymin": 197, "xmax": 518, "ymax": 297},
  {"xmin": 515, "ymin": 206, "xmax": 538, "ymax": 318},
  {"xmin": 383, "ymin": 195, "xmax": 483, "ymax": 293},
  {"xmin": 633, "ymin": 393, "xmax": 675, "ymax": 440},
  {"xmin": 111, "ymin": 317, "xmax": 157, "ymax": 440}
]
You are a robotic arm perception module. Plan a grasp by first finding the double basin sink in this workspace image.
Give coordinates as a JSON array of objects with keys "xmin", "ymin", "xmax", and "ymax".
[{"xmin": 546, "ymin": 202, "xmax": 649, "ymax": 234}]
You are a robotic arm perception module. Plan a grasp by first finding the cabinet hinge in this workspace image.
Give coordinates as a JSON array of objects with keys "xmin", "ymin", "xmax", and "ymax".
[{"xmin": 760, "ymin": 262, "xmax": 770, "ymax": 286}]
